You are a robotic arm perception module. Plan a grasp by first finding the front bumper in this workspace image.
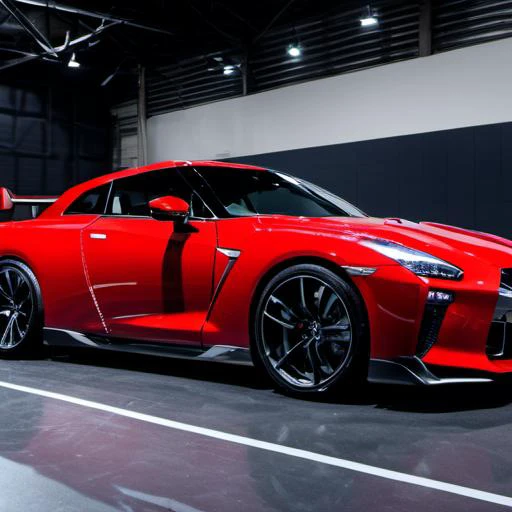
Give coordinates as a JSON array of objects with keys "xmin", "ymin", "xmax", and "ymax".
[
  {"xmin": 368, "ymin": 357, "xmax": 493, "ymax": 385},
  {"xmin": 352, "ymin": 262, "xmax": 512, "ymax": 378},
  {"xmin": 423, "ymin": 267, "xmax": 512, "ymax": 375}
]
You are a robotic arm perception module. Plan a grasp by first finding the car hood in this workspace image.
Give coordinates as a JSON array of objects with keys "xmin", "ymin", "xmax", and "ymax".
[{"xmin": 257, "ymin": 215, "xmax": 512, "ymax": 270}]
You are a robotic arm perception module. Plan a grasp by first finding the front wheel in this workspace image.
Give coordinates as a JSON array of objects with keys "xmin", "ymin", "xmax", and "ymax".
[
  {"xmin": 0, "ymin": 260, "xmax": 43, "ymax": 358},
  {"xmin": 253, "ymin": 264, "xmax": 368, "ymax": 395}
]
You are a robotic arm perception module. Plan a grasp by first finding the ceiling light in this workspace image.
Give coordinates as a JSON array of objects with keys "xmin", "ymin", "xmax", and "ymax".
[
  {"xmin": 361, "ymin": 5, "xmax": 378, "ymax": 27},
  {"xmin": 68, "ymin": 52, "xmax": 80, "ymax": 68},
  {"xmin": 223, "ymin": 65, "xmax": 236, "ymax": 75},
  {"xmin": 287, "ymin": 44, "xmax": 301, "ymax": 58},
  {"xmin": 360, "ymin": 16, "xmax": 378, "ymax": 26}
]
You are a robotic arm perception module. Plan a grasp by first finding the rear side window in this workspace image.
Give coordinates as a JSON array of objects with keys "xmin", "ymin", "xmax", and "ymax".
[{"xmin": 65, "ymin": 184, "xmax": 111, "ymax": 215}]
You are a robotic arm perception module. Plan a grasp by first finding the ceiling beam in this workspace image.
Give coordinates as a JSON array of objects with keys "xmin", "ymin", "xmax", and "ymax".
[
  {"xmin": 11, "ymin": 0, "xmax": 174, "ymax": 36},
  {"xmin": 0, "ymin": 0, "xmax": 57, "ymax": 56},
  {"xmin": 0, "ymin": 19, "xmax": 118, "ymax": 71},
  {"xmin": 0, "ymin": 54, "xmax": 36, "ymax": 70},
  {"xmin": 253, "ymin": 0, "xmax": 297, "ymax": 43},
  {"xmin": 0, "ymin": 46, "xmax": 37, "ymax": 56}
]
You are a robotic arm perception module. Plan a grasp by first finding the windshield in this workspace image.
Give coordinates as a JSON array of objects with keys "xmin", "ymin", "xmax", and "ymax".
[{"xmin": 195, "ymin": 167, "xmax": 366, "ymax": 218}]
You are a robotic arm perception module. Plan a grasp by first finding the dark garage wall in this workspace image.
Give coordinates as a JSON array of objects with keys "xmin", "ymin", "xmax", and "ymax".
[
  {"xmin": 0, "ymin": 81, "xmax": 111, "ymax": 196},
  {"xmin": 225, "ymin": 122, "xmax": 512, "ymax": 239}
]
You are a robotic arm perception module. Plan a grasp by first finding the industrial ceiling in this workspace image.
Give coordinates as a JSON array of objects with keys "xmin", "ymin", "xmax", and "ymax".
[{"xmin": 0, "ymin": 0, "xmax": 510, "ymax": 114}]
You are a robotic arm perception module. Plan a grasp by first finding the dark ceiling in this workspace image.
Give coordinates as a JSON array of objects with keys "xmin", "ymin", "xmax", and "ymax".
[
  {"xmin": 0, "ymin": 0, "xmax": 369, "ymax": 82},
  {"xmin": 0, "ymin": 0, "xmax": 511, "ymax": 111}
]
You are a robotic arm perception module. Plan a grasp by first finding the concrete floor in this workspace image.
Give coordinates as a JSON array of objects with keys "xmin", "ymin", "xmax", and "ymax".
[{"xmin": 0, "ymin": 350, "xmax": 511, "ymax": 512}]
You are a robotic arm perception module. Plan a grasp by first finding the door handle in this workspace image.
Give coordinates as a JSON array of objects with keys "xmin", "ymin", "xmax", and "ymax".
[{"xmin": 90, "ymin": 233, "xmax": 107, "ymax": 240}]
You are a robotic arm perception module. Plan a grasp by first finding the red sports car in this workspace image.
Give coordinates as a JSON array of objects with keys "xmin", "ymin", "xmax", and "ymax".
[{"xmin": 0, "ymin": 160, "xmax": 510, "ymax": 394}]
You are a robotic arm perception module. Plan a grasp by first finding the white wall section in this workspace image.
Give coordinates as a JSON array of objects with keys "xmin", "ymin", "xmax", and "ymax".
[{"xmin": 147, "ymin": 38, "xmax": 512, "ymax": 162}]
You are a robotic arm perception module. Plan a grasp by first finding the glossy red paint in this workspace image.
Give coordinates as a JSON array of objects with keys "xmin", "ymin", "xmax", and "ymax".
[
  {"xmin": 1, "ymin": 160, "xmax": 512, "ymax": 379},
  {"xmin": 204, "ymin": 215, "xmax": 510, "ymax": 373},
  {"xmin": 82, "ymin": 217, "xmax": 216, "ymax": 344},
  {"xmin": 149, "ymin": 195, "xmax": 190, "ymax": 215}
]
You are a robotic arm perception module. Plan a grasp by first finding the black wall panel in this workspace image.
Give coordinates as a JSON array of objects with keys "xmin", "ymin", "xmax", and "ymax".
[
  {"xmin": 0, "ymin": 82, "xmax": 111, "ymax": 196},
  {"xmin": 225, "ymin": 122, "xmax": 512, "ymax": 238}
]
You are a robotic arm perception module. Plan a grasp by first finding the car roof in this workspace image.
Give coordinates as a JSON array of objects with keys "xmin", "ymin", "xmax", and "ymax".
[
  {"xmin": 90, "ymin": 160, "xmax": 267, "ymax": 185},
  {"xmin": 41, "ymin": 160, "xmax": 268, "ymax": 217}
]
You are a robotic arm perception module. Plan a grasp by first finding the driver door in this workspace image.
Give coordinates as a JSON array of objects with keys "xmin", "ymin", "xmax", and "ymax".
[{"xmin": 82, "ymin": 168, "xmax": 217, "ymax": 345}]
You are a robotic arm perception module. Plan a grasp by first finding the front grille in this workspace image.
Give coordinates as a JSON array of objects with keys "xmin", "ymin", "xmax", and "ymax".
[
  {"xmin": 416, "ymin": 304, "xmax": 448, "ymax": 358},
  {"xmin": 487, "ymin": 268, "xmax": 512, "ymax": 359}
]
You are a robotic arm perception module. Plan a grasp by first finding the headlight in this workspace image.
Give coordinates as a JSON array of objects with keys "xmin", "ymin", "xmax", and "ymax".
[{"xmin": 361, "ymin": 239, "xmax": 463, "ymax": 280}]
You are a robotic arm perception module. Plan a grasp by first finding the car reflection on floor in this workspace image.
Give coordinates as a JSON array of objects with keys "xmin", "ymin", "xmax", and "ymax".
[{"xmin": 0, "ymin": 361, "xmax": 508, "ymax": 512}]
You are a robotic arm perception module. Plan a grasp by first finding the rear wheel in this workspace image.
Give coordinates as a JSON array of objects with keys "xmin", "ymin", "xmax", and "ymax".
[
  {"xmin": 0, "ymin": 260, "xmax": 43, "ymax": 358},
  {"xmin": 253, "ymin": 264, "xmax": 367, "ymax": 395}
]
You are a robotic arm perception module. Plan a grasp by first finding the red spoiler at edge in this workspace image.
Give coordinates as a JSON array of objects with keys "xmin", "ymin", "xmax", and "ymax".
[{"xmin": 0, "ymin": 187, "xmax": 58, "ymax": 211}]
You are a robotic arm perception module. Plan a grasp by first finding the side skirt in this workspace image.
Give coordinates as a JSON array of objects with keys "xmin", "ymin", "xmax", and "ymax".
[
  {"xmin": 44, "ymin": 330, "xmax": 493, "ymax": 384},
  {"xmin": 43, "ymin": 328, "xmax": 253, "ymax": 366}
]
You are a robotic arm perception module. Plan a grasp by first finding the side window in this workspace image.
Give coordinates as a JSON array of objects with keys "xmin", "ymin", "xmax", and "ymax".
[
  {"xmin": 65, "ymin": 184, "xmax": 111, "ymax": 215},
  {"xmin": 109, "ymin": 174, "xmax": 149, "ymax": 216},
  {"xmin": 107, "ymin": 169, "xmax": 213, "ymax": 218}
]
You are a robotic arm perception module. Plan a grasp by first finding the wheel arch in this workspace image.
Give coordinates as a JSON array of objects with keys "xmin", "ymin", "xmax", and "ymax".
[
  {"xmin": 248, "ymin": 256, "xmax": 370, "ymax": 353},
  {"xmin": 0, "ymin": 254, "xmax": 45, "ymax": 318},
  {"xmin": 0, "ymin": 254, "xmax": 32, "ymax": 265},
  {"xmin": 0, "ymin": 255, "xmax": 42, "ymax": 286},
  {"xmin": 0, "ymin": 254, "xmax": 45, "ymax": 357}
]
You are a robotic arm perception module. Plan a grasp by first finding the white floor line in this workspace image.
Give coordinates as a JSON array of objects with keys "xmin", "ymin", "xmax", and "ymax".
[{"xmin": 0, "ymin": 379, "xmax": 510, "ymax": 508}]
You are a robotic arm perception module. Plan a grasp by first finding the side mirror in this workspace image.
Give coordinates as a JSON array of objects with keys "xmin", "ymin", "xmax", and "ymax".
[
  {"xmin": 149, "ymin": 196, "xmax": 190, "ymax": 222},
  {"xmin": 0, "ymin": 188, "xmax": 13, "ymax": 211}
]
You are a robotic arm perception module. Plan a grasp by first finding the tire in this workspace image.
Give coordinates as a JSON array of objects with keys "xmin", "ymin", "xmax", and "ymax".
[
  {"xmin": 0, "ymin": 259, "xmax": 43, "ymax": 359},
  {"xmin": 253, "ymin": 263, "xmax": 368, "ymax": 395}
]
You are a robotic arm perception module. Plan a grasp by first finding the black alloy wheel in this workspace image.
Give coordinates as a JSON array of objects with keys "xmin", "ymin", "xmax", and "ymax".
[
  {"xmin": 0, "ymin": 260, "xmax": 43, "ymax": 358},
  {"xmin": 253, "ymin": 263, "xmax": 367, "ymax": 395}
]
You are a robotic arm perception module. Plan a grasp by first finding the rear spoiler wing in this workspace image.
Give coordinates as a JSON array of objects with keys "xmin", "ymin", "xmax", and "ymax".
[{"xmin": 0, "ymin": 187, "xmax": 58, "ymax": 217}]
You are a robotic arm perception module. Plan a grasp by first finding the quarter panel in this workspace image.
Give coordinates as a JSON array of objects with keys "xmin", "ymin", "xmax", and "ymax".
[{"xmin": 0, "ymin": 217, "xmax": 103, "ymax": 332}]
